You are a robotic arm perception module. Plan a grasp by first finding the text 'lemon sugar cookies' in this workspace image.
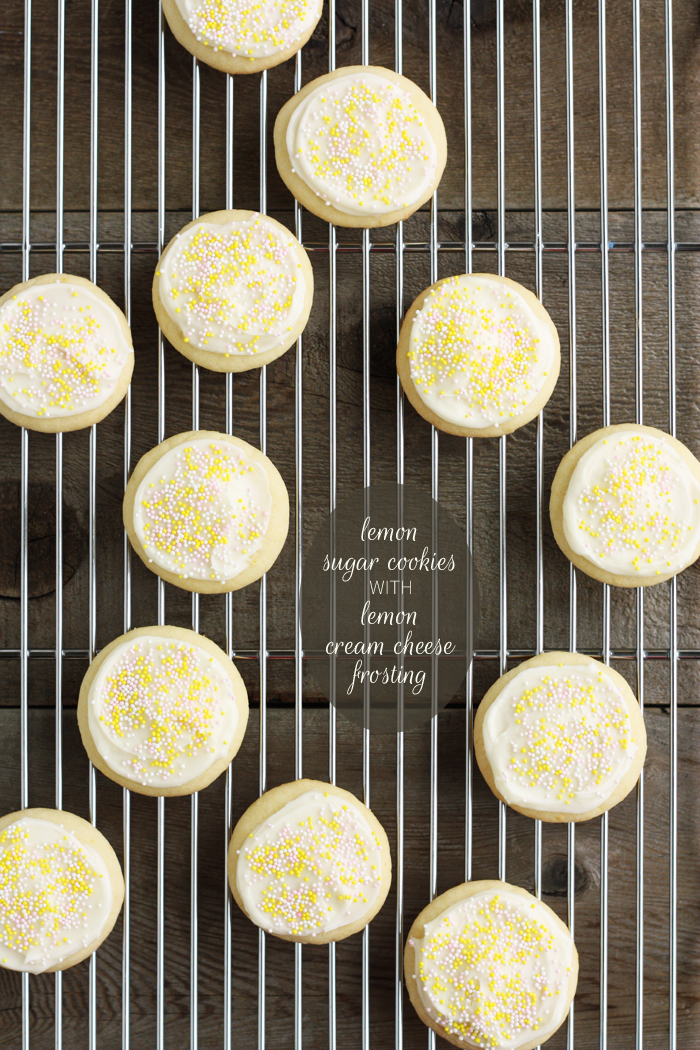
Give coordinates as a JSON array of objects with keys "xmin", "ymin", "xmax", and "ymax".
[
  {"xmin": 228, "ymin": 779, "xmax": 392, "ymax": 944},
  {"xmin": 162, "ymin": 0, "xmax": 323, "ymax": 75},
  {"xmin": 274, "ymin": 66, "xmax": 447, "ymax": 228},
  {"xmin": 405, "ymin": 880, "xmax": 578, "ymax": 1050},
  {"xmin": 550, "ymin": 423, "xmax": 700, "ymax": 587},
  {"xmin": 78, "ymin": 625, "xmax": 249, "ymax": 797},
  {"xmin": 153, "ymin": 210, "xmax": 313, "ymax": 373},
  {"xmin": 0, "ymin": 274, "xmax": 133, "ymax": 432},
  {"xmin": 474, "ymin": 652, "xmax": 646, "ymax": 823},
  {"xmin": 123, "ymin": 430, "xmax": 289, "ymax": 594},
  {"xmin": 0, "ymin": 809, "xmax": 124, "ymax": 974},
  {"xmin": 397, "ymin": 273, "xmax": 560, "ymax": 437}
]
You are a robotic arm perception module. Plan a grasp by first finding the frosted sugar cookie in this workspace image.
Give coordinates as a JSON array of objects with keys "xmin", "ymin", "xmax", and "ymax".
[
  {"xmin": 228, "ymin": 779, "xmax": 391, "ymax": 943},
  {"xmin": 78, "ymin": 625, "xmax": 249, "ymax": 796},
  {"xmin": 0, "ymin": 808, "xmax": 124, "ymax": 974},
  {"xmin": 274, "ymin": 66, "xmax": 448, "ymax": 229},
  {"xmin": 123, "ymin": 430, "xmax": 289, "ymax": 594},
  {"xmin": 550, "ymin": 423, "xmax": 700, "ymax": 587},
  {"xmin": 153, "ymin": 210, "xmax": 313, "ymax": 373},
  {"xmin": 162, "ymin": 0, "xmax": 323, "ymax": 74},
  {"xmin": 474, "ymin": 652, "xmax": 646, "ymax": 823},
  {"xmin": 405, "ymin": 880, "xmax": 578, "ymax": 1050},
  {"xmin": 0, "ymin": 274, "xmax": 133, "ymax": 433},
  {"xmin": 396, "ymin": 273, "xmax": 560, "ymax": 437}
]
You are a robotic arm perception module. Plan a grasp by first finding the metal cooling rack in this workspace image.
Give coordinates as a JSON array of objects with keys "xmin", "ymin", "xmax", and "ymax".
[{"xmin": 4, "ymin": 0, "xmax": 685, "ymax": 1046}]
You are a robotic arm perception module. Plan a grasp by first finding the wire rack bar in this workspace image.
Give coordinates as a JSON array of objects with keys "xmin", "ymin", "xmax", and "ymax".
[
  {"xmin": 394, "ymin": 1, "xmax": 406, "ymax": 1045},
  {"xmin": 532, "ymin": 21, "xmax": 544, "ymax": 1050},
  {"xmin": 665, "ymin": 0, "xmax": 678, "ymax": 1045},
  {"xmin": 154, "ymin": 9, "xmax": 166, "ymax": 1050},
  {"xmin": 223, "ymin": 41, "xmax": 235, "ymax": 1050},
  {"xmin": 53, "ymin": 1, "xmax": 66, "ymax": 1046},
  {"xmin": 7, "ymin": 645, "xmax": 700, "ymax": 664},
  {"xmin": 10, "ymin": 237, "xmax": 700, "ymax": 256},
  {"xmin": 19, "ymin": 8, "xmax": 30, "ymax": 1046},
  {"xmin": 564, "ymin": 4, "xmax": 578, "ymax": 1050}
]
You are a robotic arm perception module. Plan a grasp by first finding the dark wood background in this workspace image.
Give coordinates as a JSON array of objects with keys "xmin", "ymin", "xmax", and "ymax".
[{"xmin": 2, "ymin": 0, "xmax": 700, "ymax": 1046}]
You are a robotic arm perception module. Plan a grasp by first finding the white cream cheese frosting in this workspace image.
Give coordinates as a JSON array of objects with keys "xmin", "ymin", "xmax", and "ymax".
[
  {"xmin": 563, "ymin": 427, "xmax": 700, "ymax": 577},
  {"xmin": 87, "ymin": 634, "xmax": 238, "ymax": 788},
  {"xmin": 235, "ymin": 790, "xmax": 383, "ymax": 936},
  {"xmin": 408, "ymin": 275, "xmax": 556, "ymax": 429},
  {"xmin": 286, "ymin": 72, "xmax": 438, "ymax": 217},
  {"xmin": 0, "ymin": 817, "xmax": 113, "ymax": 973},
  {"xmin": 482, "ymin": 662, "xmax": 637, "ymax": 814},
  {"xmin": 0, "ymin": 280, "xmax": 132, "ymax": 419},
  {"xmin": 410, "ymin": 888, "xmax": 574, "ymax": 1050},
  {"xmin": 133, "ymin": 437, "xmax": 272, "ymax": 582},
  {"xmin": 173, "ymin": 0, "xmax": 319, "ymax": 58},
  {"xmin": 158, "ymin": 214, "xmax": 307, "ymax": 356}
]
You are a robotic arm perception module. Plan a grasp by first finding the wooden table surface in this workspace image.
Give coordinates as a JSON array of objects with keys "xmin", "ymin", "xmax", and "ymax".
[{"xmin": 2, "ymin": 0, "xmax": 700, "ymax": 1046}]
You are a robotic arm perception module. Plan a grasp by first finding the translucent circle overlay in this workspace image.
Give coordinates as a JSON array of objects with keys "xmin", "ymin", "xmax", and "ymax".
[{"xmin": 302, "ymin": 484, "xmax": 478, "ymax": 733}]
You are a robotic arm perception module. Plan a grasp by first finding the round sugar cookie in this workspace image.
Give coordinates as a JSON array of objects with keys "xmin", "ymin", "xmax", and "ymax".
[
  {"xmin": 397, "ymin": 273, "xmax": 560, "ymax": 437},
  {"xmin": 78, "ymin": 625, "xmax": 249, "ymax": 797},
  {"xmin": 0, "ymin": 808, "xmax": 124, "ymax": 974},
  {"xmin": 405, "ymin": 880, "xmax": 578, "ymax": 1050},
  {"xmin": 123, "ymin": 430, "xmax": 289, "ymax": 594},
  {"xmin": 474, "ymin": 651, "xmax": 646, "ymax": 823},
  {"xmin": 153, "ymin": 210, "xmax": 313, "ymax": 373},
  {"xmin": 274, "ymin": 66, "xmax": 448, "ymax": 229},
  {"xmin": 550, "ymin": 423, "xmax": 700, "ymax": 587},
  {"xmin": 228, "ymin": 778, "xmax": 392, "ymax": 943},
  {"xmin": 0, "ymin": 273, "xmax": 133, "ymax": 433},
  {"xmin": 162, "ymin": 0, "xmax": 323, "ymax": 75}
]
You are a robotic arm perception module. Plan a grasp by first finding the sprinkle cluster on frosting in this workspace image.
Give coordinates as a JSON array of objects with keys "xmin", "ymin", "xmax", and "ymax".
[
  {"xmin": 92, "ymin": 639, "xmax": 236, "ymax": 786},
  {"xmin": 409, "ymin": 277, "xmax": 549, "ymax": 427},
  {"xmin": 0, "ymin": 284, "xmax": 129, "ymax": 418},
  {"xmin": 569, "ymin": 434, "xmax": 700, "ymax": 575},
  {"xmin": 0, "ymin": 820, "xmax": 106, "ymax": 970},
  {"xmin": 135, "ymin": 441, "xmax": 271, "ymax": 582},
  {"xmin": 499, "ymin": 668, "xmax": 633, "ymax": 806},
  {"xmin": 158, "ymin": 217, "xmax": 304, "ymax": 356},
  {"xmin": 289, "ymin": 74, "xmax": 437, "ymax": 214},
  {"xmin": 183, "ymin": 0, "xmax": 315, "ymax": 59},
  {"xmin": 237, "ymin": 792, "xmax": 383, "ymax": 936},
  {"xmin": 412, "ymin": 892, "xmax": 572, "ymax": 1049}
]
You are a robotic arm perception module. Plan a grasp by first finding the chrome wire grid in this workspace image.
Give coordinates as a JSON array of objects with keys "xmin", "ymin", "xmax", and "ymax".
[{"xmin": 3, "ymin": 0, "xmax": 685, "ymax": 1047}]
